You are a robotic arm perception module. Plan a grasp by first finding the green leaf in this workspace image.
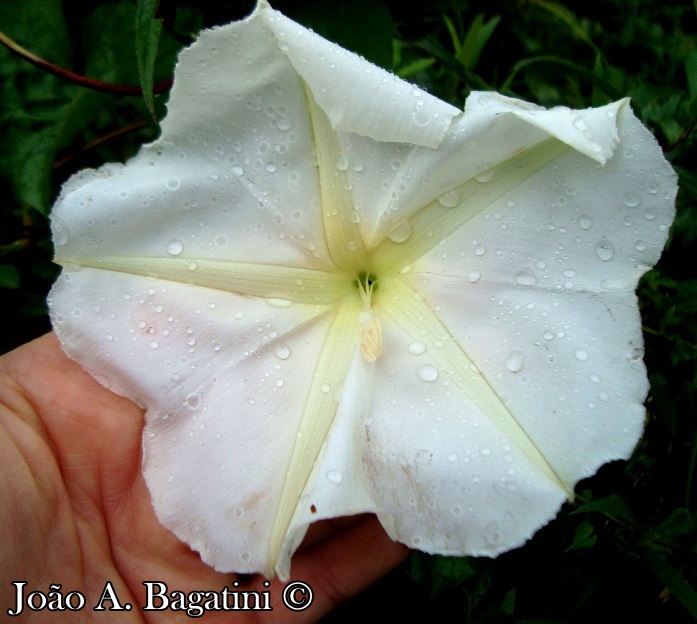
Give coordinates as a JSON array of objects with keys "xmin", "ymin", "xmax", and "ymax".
[
  {"xmin": 652, "ymin": 509, "xmax": 697, "ymax": 544},
  {"xmin": 0, "ymin": 264, "xmax": 20, "ymax": 289},
  {"xmin": 643, "ymin": 546, "xmax": 697, "ymax": 617},
  {"xmin": 566, "ymin": 519, "xmax": 598, "ymax": 552},
  {"xmin": 397, "ymin": 57, "xmax": 436, "ymax": 80},
  {"xmin": 686, "ymin": 50, "xmax": 697, "ymax": 97},
  {"xmin": 458, "ymin": 13, "xmax": 501, "ymax": 70},
  {"xmin": 572, "ymin": 494, "xmax": 635, "ymax": 524},
  {"xmin": 135, "ymin": 0, "xmax": 163, "ymax": 121}
]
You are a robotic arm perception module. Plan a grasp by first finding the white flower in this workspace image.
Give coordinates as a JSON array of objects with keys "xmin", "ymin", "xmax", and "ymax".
[{"xmin": 48, "ymin": 0, "xmax": 676, "ymax": 580}]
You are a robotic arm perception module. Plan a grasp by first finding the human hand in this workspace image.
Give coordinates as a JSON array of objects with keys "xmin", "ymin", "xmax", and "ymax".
[{"xmin": 0, "ymin": 333, "xmax": 408, "ymax": 622}]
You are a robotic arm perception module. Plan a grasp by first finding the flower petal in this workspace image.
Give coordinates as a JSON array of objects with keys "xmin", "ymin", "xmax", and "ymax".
[
  {"xmin": 356, "ymin": 312, "xmax": 568, "ymax": 555},
  {"xmin": 49, "ymin": 266, "xmax": 342, "ymax": 575},
  {"xmin": 259, "ymin": 3, "xmax": 459, "ymax": 148},
  {"xmin": 404, "ymin": 100, "xmax": 676, "ymax": 489},
  {"xmin": 341, "ymin": 96, "xmax": 626, "ymax": 247}
]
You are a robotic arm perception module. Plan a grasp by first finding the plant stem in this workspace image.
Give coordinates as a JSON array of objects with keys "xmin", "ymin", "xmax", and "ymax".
[{"xmin": 0, "ymin": 31, "xmax": 172, "ymax": 96}]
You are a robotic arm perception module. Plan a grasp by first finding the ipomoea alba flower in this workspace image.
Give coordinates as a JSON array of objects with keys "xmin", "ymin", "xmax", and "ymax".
[{"xmin": 48, "ymin": 0, "xmax": 677, "ymax": 580}]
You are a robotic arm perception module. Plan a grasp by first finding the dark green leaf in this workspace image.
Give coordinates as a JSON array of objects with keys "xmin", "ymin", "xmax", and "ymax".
[
  {"xmin": 0, "ymin": 264, "xmax": 20, "ymax": 288},
  {"xmin": 135, "ymin": 0, "xmax": 163, "ymax": 121},
  {"xmin": 643, "ymin": 547, "xmax": 697, "ymax": 617},
  {"xmin": 572, "ymin": 494, "xmax": 635, "ymax": 524},
  {"xmin": 458, "ymin": 14, "xmax": 501, "ymax": 70},
  {"xmin": 566, "ymin": 519, "xmax": 598, "ymax": 552}
]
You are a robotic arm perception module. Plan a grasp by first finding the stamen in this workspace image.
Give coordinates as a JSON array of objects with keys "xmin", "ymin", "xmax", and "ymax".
[{"xmin": 357, "ymin": 274, "xmax": 382, "ymax": 363}]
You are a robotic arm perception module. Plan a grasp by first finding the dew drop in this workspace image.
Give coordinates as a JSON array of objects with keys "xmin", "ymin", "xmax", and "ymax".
[
  {"xmin": 623, "ymin": 191, "xmax": 641, "ymax": 207},
  {"xmin": 418, "ymin": 364, "xmax": 439, "ymax": 382},
  {"xmin": 481, "ymin": 447, "xmax": 492, "ymax": 456},
  {"xmin": 388, "ymin": 220, "xmax": 413, "ymax": 243},
  {"xmin": 266, "ymin": 297, "xmax": 292, "ymax": 308},
  {"xmin": 448, "ymin": 453, "xmax": 458, "ymax": 462},
  {"xmin": 543, "ymin": 330, "xmax": 554, "ymax": 340},
  {"xmin": 326, "ymin": 470, "xmax": 343, "ymax": 484},
  {"xmin": 467, "ymin": 270, "xmax": 481, "ymax": 283},
  {"xmin": 186, "ymin": 393, "xmax": 201, "ymax": 409},
  {"xmin": 578, "ymin": 215, "xmax": 593, "ymax": 230},
  {"xmin": 271, "ymin": 345, "xmax": 290, "ymax": 362},
  {"xmin": 412, "ymin": 109, "xmax": 431, "ymax": 126},
  {"xmin": 167, "ymin": 240, "xmax": 184, "ymax": 256},
  {"xmin": 231, "ymin": 165, "xmax": 244, "ymax": 176},
  {"xmin": 438, "ymin": 189, "xmax": 461, "ymax": 208},
  {"xmin": 166, "ymin": 178, "xmax": 181, "ymax": 190},
  {"xmin": 335, "ymin": 155, "xmax": 349, "ymax": 171},
  {"xmin": 635, "ymin": 240, "xmax": 647, "ymax": 251},
  {"xmin": 573, "ymin": 117, "xmax": 588, "ymax": 131},
  {"xmin": 320, "ymin": 383, "xmax": 331, "ymax": 393},
  {"xmin": 595, "ymin": 239, "xmax": 615, "ymax": 261},
  {"xmin": 514, "ymin": 269, "xmax": 537, "ymax": 286},
  {"xmin": 505, "ymin": 351, "xmax": 524, "ymax": 373},
  {"xmin": 53, "ymin": 221, "xmax": 69, "ymax": 246},
  {"xmin": 149, "ymin": 340, "xmax": 159, "ymax": 349},
  {"xmin": 575, "ymin": 349, "xmax": 589, "ymax": 361},
  {"xmin": 408, "ymin": 341, "xmax": 426, "ymax": 355},
  {"xmin": 474, "ymin": 244, "xmax": 487, "ymax": 256},
  {"xmin": 475, "ymin": 170, "xmax": 494, "ymax": 183}
]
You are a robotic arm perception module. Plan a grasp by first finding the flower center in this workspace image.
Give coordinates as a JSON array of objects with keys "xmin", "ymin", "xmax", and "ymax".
[{"xmin": 355, "ymin": 271, "xmax": 382, "ymax": 363}]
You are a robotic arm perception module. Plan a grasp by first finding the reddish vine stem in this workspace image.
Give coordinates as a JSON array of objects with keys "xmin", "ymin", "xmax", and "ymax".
[{"xmin": 0, "ymin": 31, "xmax": 172, "ymax": 96}]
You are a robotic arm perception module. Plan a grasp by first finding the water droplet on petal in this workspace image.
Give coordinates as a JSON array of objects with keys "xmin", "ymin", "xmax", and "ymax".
[
  {"xmin": 231, "ymin": 165, "xmax": 244, "ymax": 176},
  {"xmin": 186, "ymin": 393, "xmax": 201, "ymax": 409},
  {"xmin": 274, "ymin": 344, "xmax": 290, "ymax": 360},
  {"xmin": 578, "ymin": 215, "xmax": 593, "ymax": 230},
  {"xmin": 575, "ymin": 349, "xmax": 589, "ymax": 361},
  {"xmin": 418, "ymin": 364, "xmax": 439, "ymax": 382},
  {"xmin": 408, "ymin": 342, "xmax": 426, "ymax": 355},
  {"xmin": 53, "ymin": 220, "xmax": 69, "ymax": 246},
  {"xmin": 623, "ymin": 191, "xmax": 641, "ymax": 207},
  {"xmin": 166, "ymin": 178, "xmax": 181, "ymax": 190},
  {"xmin": 412, "ymin": 109, "xmax": 430, "ymax": 127},
  {"xmin": 573, "ymin": 117, "xmax": 588, "ymax": 131},
  {"xmin": 167, "ymin": 240, "xmax": 184, "ymax": 256},
  {"xmin": 475, "ymin": 170, "xmax": 494, "ymax": 183},
  {"xmin": 514, "ymin": 269, "xmax": 537, "ymax": 286},
  {"xmin": 326, "ymin": 470, "xmax": 343, "ymax": 484},
  {"xmin": 266, "ymin": 297, "xmax": 292, "ymax": 308},
  {"xmin": 438, "ymin": 189, "xmax": 461, "ymax": 208},
  {"xmin": 468, "ymin": 270, "xmax": 481, "ymax": 283},
  {"xmin": 320, "ymin": 383, "xmax": 331, "ymax": 393},
  {"xmin": 335, "ymin": 155, "xmax": 348, "ymax": 171},
  {"xmin": 505, "ymin": 351, "xmax": 524, "ymax": 373},
  {"xmin": 474, "ymin": 244, "xmax": 486, "ymax": 256},
  {"xmin": 595, "ymin": 239, "xmax": 615, "ymax": 261},
  {"xmin": 388, "ymin": 220, "xmax": 413, "ymax": 243}
]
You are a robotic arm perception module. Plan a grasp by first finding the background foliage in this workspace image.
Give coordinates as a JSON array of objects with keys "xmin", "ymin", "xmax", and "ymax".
[{"xmin": 0, "ymin": 0, "xmax": 695, "ymax": 621}]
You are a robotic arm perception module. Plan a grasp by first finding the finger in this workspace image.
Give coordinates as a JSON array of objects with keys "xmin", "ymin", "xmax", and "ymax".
[{"xmin": 264, "ymin": 514, "xmax": 409, "ymax": 623}]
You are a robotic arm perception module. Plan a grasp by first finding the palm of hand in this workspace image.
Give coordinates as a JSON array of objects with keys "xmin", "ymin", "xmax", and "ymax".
[{"xmin": 0, "ymin": 334, "xmax": 407, "ymax": 623}]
